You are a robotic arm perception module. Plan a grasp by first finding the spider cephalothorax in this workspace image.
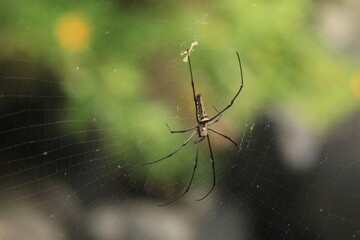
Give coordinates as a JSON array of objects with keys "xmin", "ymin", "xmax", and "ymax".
[
  {"xmin": 197, "ymin": 123, "xmax": 208, "ymax": 137},
  {"xmin": 142, "ymin": 50, "xmax": 244, "ymax": 206}
]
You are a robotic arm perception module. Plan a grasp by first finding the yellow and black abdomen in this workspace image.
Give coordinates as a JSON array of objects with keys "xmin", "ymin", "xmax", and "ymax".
[{"xmin": 195, "ymin": 93, "xmax": 209, "ymax": 123}]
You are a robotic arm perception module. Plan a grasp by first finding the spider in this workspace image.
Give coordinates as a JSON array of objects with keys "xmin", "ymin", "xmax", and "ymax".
[{"xmin": 142, "ymin": 50, "xmax": 244, "ymax": 206}]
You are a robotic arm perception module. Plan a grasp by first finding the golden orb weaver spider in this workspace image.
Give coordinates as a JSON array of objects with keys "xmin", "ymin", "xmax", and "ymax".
[{"xmin": 142, "ymin": 50, "xmax": 244, "ymax": 206}]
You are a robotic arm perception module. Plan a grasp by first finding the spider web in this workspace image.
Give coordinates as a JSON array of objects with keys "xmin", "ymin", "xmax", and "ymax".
[{"xmin": 0, "ymin": 1, "xmax": 359, "ymax": 240}]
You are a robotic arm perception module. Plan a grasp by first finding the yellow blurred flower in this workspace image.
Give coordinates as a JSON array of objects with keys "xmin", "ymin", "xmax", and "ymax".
[
  {"xmin": 54, "ymin": 12, "xmax": 92, "ymax": 51},
  {"xmin": 350, "ymin": 71, "xmax": 360, "ymax": 99}
]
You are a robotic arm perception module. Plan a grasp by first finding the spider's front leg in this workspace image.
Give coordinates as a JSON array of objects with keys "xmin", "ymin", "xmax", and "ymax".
[
  {"xmin": 140, "ymin": 130, "xmax": 197, "ymax": 165},
  {"xmin": 197, "ymin": 134, "xmax": 216, "ymax": 201},
  {"xmin": 157, "ymin": 135, "xmax": 200, "ymax": 206},
  {"xmin": 208, "ymin": 128, "xmax": 238, "ymax": 147}
]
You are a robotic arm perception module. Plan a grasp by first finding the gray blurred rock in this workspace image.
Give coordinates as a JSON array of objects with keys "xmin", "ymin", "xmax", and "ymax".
[{"xmin": 85, "ymin": 201, "xmax": 196, "ymax": 240}]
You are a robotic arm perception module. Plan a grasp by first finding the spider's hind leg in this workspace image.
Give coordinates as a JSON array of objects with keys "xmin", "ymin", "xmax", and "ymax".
[{"xmin": 208, "ymin": 106, "xmax": 222, "ymax": 125}]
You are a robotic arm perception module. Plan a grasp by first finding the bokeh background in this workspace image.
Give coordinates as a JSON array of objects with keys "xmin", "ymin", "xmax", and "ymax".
[{"xmin": 0, "ymin": 0, "xmax": 360, "ymax": 239}]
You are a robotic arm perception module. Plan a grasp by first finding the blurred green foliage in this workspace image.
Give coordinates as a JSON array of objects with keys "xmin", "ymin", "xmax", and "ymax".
[{"xmin": 0, "ymin": 0, "xmax": 358, "ymax": 193}]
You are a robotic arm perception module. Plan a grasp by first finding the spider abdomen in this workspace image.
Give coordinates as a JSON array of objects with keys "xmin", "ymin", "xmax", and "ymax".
[{"xmin": 195, "ymin": 93, "xmax": 209, "ymax": 123}]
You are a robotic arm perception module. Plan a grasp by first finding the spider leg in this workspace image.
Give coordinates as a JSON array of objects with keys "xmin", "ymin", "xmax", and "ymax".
[
  {"xmin": 208, "ymin": 52, "xmax": 244, "ymax": 122},
  {"xmin": 194, "ymin": 136, "xmax": 205, "ymax": 144},
  {"xmin": 187, "ymin": 49, "xmax": 200, "ymax": 123},
  {"xmin": 166, "ymin": 123, "xmax": 197, "ymax": 133},
  {"xmin": 208, "ymin": 106, "xmax": 222, "ymax": 125},
  {"xmin": 139, "ymin": 130, "xmax": 197, "ymax": 165},
  {"xmin": 197, "ymin": 135, "xmax": 215, "ymax": 201},
  {"xmin": 208, "ymin": 117, "xmax": 221, "ymax": 125},
  {"xmin": 157, "ymin": 136, "xmax": 200, "ymax": 206},
  {"xmin": 212, "ymin": 105, "xmax": 220, "ymax": 113},
  {"xmin": 208, "ymin": 128, "xmax": 238, "ymax": 147}
]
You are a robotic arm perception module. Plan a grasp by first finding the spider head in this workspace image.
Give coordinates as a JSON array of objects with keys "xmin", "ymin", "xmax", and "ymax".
[{"xmin": 198, "ymin": 123, "xmax": 208, "ymax": 137}]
